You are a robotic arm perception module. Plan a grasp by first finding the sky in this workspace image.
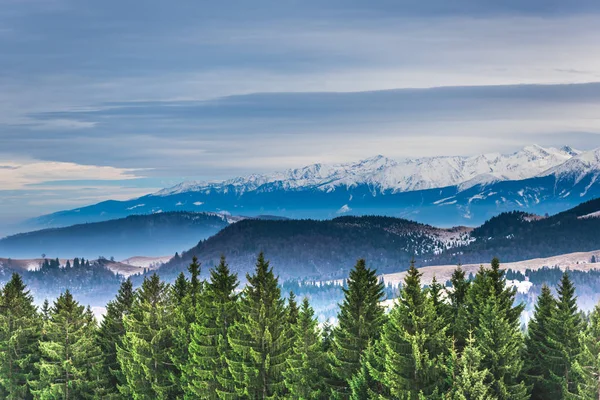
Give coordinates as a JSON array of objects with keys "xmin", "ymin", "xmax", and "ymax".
[{"xmin": 2, "ymin": 0, "xmax": 600, "ymax": 224}]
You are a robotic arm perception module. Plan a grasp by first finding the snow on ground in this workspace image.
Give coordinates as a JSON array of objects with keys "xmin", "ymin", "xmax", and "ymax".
[
  {"xmin": 0, "ymin": 258, "xmax": 74, "ymax": 272},
  {"xmin": 579, "ymin": 210, "xmax": 600, "ymax": 219},
  {"xmin": 428, "ymin": 227, "xmax": 475, "ymax": 255},
  {"xmin": 0, "ymin": 256, "xmax": 171, "ymax": 278},
  {"xmin": 380, "ymin": 250, "xmax": 600, "ymax": 290},
  {"xmin": 120, "ymin": 255, "xmax": 172, "ymax": 269}
]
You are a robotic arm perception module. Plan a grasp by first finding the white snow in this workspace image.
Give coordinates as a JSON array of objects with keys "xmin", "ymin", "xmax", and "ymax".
[
  {"xmin": 337, "ymin": 204, "xmax": 352, "ymax": 214},
  {"xmin": 579, "ymin": 210, "xmax": 600, "ymax": 219},
  {"xmin": 506, "ymin": 279, "xmax": 533, "ymax": 294},
  {"xmin": 154, "ymin": 145, "xmax": 582, "ymax": 197},
  {"xmin": 126, "ymin": 203, "xmax": 145, "ymax": 210},
  {"xmin": 540, "ymin": 148, "xmax": 600, "ymax": 184},
  {"xmin": 193, "ymin": 201, "xmax": 204, "ymax": 206},
  {"xmin": 433, "ymin": 196, "xmax": 456, "ymax": 205}
]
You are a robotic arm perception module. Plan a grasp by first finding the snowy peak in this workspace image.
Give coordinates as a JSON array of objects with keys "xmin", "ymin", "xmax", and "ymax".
[
  {"xmin": 155, "ymin": 145, "xmax": 585, "ymax": 197},
  {"xmin": 540, "ymin": 148, "xmax": 600, "ymax": 182}
]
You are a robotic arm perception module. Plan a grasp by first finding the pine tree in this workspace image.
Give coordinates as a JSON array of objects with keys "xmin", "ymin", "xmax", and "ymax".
[
  {"xmin": 328, "ymin": 259, "xmax": 386, "ymax": 399},
  {"xmin": 451, "ymin": 333, "xmax": 496, "ymax": 400},
  {"xmin": 185, "ymin": 255, "xmax": 239, "ymax": 399},
  {"xmin": 96, "ymin": 278, "xmax": 135, "ymax": 398},
  {"xmin": 447, "ymin": 266, "xmax": 471, "ymax": 352},
  {"xmin": 31, "ymin": 290, "xmax": 104, "ymax": 399},
  {"xmin": 0, "ymin": 274, "xmax": 41, "ymax": 400},
  {"xmin": 227, "ymin": 252, "xmax": 291, "ymax": 399},
  {"xmin": 188, "ymin": 256, "xmax": 203, "ymax": 308},
  {"xmin": 172, "ymin": 257, "xmax": 205, "ymax": 398},
  {"xmin": 380, "ymin": 262, "xmax": 451, "ymax": 399},
  {"xmin": 284, "ymin": 297, "xmax": 326, "ymax": 399},
  {"xmin": 349, "ymin": 340, "xmax": 390, "ymax": 400},
  {"xmin": 40, "ymin": 299, "xmax": 50, "ymax": 322},
  {"xmin": 523, "ymin": 285, "xmax": 557, "ymax": 399},
  {"xmin": 83, "ymin": 305, "xmax": 109, "ymax": 398},
  {"xmin": 573, "ymin": 300, "xmax": 600, "ymax": 399},
  {"xmin": 474, "ymin": 293, "xmax": 529, "ymax": 400},
  {"xmin": 546, "ymin": 271, "xmax": 583, "ymax": 397},
  {"xmin": 172, "ymin": 272, "xmax": 190, "ymax": 305},
  {"xmin": 117, "ymin": 273, "xmax": 178, "ymax": 399},
  {"xmin": 467, "ymin": 259, "xmax": 528, "ymax": 400},
  {"xmin": 430, "ymin": 275, "xmax": 448, "ymax": 317},
  {"xmin": 170, "ymin": 271, "xmax": 191, "ymax": 398},
  {"xmin": 321, "ymin": 322, "xmax": 333, "ymax": 353},
  {"xmin": 468, "ymin": 259, "xmax": 524, "ymax": 328},
  {"xmin": 287, "ymin": 291, "xmax": 299, "ymax": 326}
]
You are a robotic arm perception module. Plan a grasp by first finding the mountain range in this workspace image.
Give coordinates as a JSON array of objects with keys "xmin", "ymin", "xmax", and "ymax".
[{"xmin": 24, "ymin": 145, "xmax": 600, "ymax": 229}]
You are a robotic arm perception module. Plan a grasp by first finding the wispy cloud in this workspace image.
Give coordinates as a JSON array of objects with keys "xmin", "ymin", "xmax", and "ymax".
[{"xmin": 0, "ymin": 160, "xmax": 145, "ymax": 190}]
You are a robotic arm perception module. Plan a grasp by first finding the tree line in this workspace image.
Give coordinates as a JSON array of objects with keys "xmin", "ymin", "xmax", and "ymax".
[{"xmin": 2, "ymin": 254, "xmax": 600, "ymax": 399}]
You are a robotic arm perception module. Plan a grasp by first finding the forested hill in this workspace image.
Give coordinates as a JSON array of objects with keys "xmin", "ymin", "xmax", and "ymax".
[
  {"xmin": 0, "ymin": 212, "xmax": 229, "ymax": 260},
  {"xmin": 158, "ymin": 199, "xmax": 600, "ymax": 280},
  {"xmin": 157, "ymin": 215, "xmax": 473, "ymax": 281},
  {"xmin": 437, "ymin": 197, "xmax": 600, "ymax": 265}
]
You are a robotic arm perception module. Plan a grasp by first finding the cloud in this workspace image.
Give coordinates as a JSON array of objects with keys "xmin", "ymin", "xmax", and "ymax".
[
  {"xmin": 30, "ymin": 118, "xmax": 97, "ymax": 130},
  {"xmin": 4, "ymin": 82, "xmax": 599, "ymax": 176},
  {"xmin": 0, "ymin": 160, "xmax": 145, "ymax": 190}
]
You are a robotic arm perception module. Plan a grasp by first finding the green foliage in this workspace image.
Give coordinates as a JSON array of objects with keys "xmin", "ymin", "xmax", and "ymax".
[
  {"xmin": 96, "ymin": 278, "xmax": 135, "ymax": 398},
  {"xmin": 349, "ymin": 340, "xmax": 390, "ymax": 400},
  {"xmin": 284, "ymin": 297, "xmax": 326, "ymax": 399},
  {"xmin": 450, "ymin": 333, "xmax": 496, "ymax": 400},
  {"xmin": 545, "ymin": 271, "xmax": 584, "ymax": 397},
  {"xmin": 328, "ymin": 259, "xmax": 386, "ymax": 398},
  {"xmin": 0, "ymin": 274, "xmax": 41, "ymax": 400},
  {"xmin": 3, "ymin": 253, "xmax": 600, "ymax": 400},
  {"xmin": 170, "ymin": 259, "xmax": 204, "ymax": 399},
  {"xmin": 467, "ymin": 259, "xmax": 529, "ymax": 400},
  {"xmin": 446, "ymin": 266, "xmax": 471, "ymax": 353},
  {"xmin": 117, "ymin": 273, "xmax": 178, "ymax": 400},
  {"xmin": 227, "ymin": 252, "xmax": 291, "ymax": 399},
  {"xmin": 31, "ymin": 290, "xmax": 105, "ymax": 399},
  {"xmin": 380, "ymin": 262, "xmax": 451, "ymax": 399},
  {"xmin": 523, "ymin": 285, "xmax": 557, "ymax": 399},
  {"xmin": 185, "ymin": 255, "xmax": 239, "ymax": 399},
  {"xmin": 573, "ymin": 301, "xmax": 600, "ymax": 398}
]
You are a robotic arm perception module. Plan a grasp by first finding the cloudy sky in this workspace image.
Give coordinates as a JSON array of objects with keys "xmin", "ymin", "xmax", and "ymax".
[{"xmin": 2, "ymin": 0, "xmax": 600, "ymax": 224}]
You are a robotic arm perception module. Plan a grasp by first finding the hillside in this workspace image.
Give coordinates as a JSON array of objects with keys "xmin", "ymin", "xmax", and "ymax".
[
  {"xmin": 156, "ymin": 215, "xmax": 472, "ymax": 280},
  {"xmin": 157, "ymin": 199, "xmax": 600, "ymax": 280},
  {"xmin": 433, "ymin": 198, "xmax": 600, "ymax": 265},
  {"xmin": 0, "ymin": 212, "xmax": 229, "ymax": 260}
]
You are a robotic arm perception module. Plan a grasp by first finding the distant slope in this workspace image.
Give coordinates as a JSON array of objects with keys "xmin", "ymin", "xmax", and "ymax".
[
  {"xmin": 434, "ymin": 198, "xmax": 600, "ymax": 265},
  {"xmin": 382, "ymin": 249, "xmax": 600, "ymax": 288},
  {"xmin": 156, "ymin": 215, "xmax": 472, "ymax": 281},
  {"xmin": 0, "ymin": 212, "xmax": 229, "ymax": 260},
  {"xmin": 156, "ymin": 199, "xmax": 600, "ymax": 280}
]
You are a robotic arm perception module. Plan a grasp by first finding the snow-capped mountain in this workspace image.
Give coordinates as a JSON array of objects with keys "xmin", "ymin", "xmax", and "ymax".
[
  {"xmin": 157, "ymin": 144, "xmax": 578, "ymax": 196},
  {"xmin": 541, "ymin": 147, "xmax": 600, "ymax": 183},
  {"xmin": 24, "ymin": 145, "xmax": 600, "ymax": 230}
]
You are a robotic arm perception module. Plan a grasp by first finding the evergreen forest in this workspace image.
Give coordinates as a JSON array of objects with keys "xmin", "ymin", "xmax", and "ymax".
[{"xmin": 2, "ymin": 254, "xmax": 600, "ymax": 399}]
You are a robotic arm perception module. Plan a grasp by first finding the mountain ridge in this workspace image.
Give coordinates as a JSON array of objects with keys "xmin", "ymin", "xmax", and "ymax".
[{"xmin": 27, "ymin": 145, "xmax": 600, "ymax": 229}]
